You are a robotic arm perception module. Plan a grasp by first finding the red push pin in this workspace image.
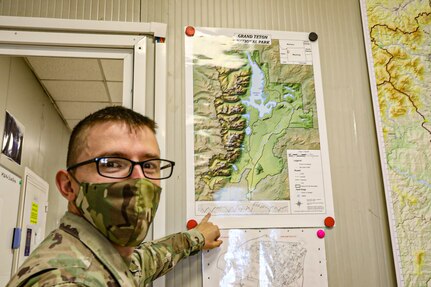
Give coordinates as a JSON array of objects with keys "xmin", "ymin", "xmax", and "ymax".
[
  {"xmin": 185, "ymin": 26, "xmax": 195, "ymax": 37},
  {"xmin": 187, "ymin": 219, "xmax": 198, "ymax": 230},
  {"xmin": 324, "ymin": 216, "xmax": 335, "ymax": 228}
]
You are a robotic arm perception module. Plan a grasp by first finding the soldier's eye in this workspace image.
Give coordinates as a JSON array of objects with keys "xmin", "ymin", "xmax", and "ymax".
[{"xmin": 99, "ymin": 158, "xmax": 129, "ymax": 173}]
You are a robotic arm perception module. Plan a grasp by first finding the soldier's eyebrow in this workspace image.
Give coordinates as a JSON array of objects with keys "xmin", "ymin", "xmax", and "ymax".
[
  {"xmin": 102, "ymin": 152, "xmax": 124, "ymax": 157},
  {"xmin": 98, "ymin": 152, "xmax": 161, "ymax": 160},
  {"xmin": 95, "ymin": 152, "xmax": 123, "ymax": 158},
  {"xmin": 140, "ymin": 152, "xmax": 160, "ymax": 159}
]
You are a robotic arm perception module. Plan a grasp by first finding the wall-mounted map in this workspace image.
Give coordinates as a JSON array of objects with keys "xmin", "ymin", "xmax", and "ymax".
[
  {"xmin": 360, "ymin": 1, "xmax": 431, "ymax": 286},
  {"xmin": 185, "ymin": 27, "xmax": 334, "ymax": 228},
  {"xmin": 203, "ymin": 229, "xmax": 328, "ymax": 287}
]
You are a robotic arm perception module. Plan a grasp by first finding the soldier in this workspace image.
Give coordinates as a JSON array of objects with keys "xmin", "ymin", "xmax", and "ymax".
[{"xmin": 7, "ymin": 106, "xmax": 222, "ymax": 286}]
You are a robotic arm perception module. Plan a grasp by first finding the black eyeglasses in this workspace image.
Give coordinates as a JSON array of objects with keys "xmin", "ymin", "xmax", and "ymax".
[{"xmin": 67, "ymin": 156, "xmax": 175, "ymax": 180}]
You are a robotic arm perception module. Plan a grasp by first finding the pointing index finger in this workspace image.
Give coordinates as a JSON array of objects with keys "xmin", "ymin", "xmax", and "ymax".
[{"xmin": 200, "ymin": 213, "xmax": 211, "ymax": 223}]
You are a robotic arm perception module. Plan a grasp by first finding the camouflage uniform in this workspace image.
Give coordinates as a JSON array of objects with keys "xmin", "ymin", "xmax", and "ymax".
[{"xmin": 7, "ymin": 212, "xmax": 204, "ymax": 287}]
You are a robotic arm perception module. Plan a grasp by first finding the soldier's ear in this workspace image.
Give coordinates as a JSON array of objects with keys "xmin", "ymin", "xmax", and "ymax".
[{"xmin": 56, "ymin": 170, "xmax": 77, "ymax": 201}]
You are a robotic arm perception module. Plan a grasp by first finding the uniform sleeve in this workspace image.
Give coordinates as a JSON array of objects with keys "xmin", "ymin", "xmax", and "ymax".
[
  {"xmin": 8, "ymin": 269, "xmax": 96, "ymax": 287},
  {"xmin": 130, "ymin": 229, "xmax": 205, "ymax": 286}
]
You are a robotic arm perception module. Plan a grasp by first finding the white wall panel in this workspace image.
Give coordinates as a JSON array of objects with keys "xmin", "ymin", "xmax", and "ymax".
[
  {"xmin": 142, "ymin": 0, "xmax": 397, "ymax": 286},
  {"xmin": 0, "ymin": 0, "xmax": 141, "ymax": 21},
  {"xmin": 0, "ymin": 0, "xmax": 397, "ymax": 286},
  {"xmin": 140, "ymin": 0, "xmax": 166, "ymax": 23}
]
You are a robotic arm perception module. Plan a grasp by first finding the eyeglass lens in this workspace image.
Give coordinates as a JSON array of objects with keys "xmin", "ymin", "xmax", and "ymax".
[{"xmin": 98, "ymin": 158, "xmax": 173, "ymax": 179}]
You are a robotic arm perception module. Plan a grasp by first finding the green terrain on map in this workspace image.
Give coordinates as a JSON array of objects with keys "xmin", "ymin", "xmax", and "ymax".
[
  {"xmin": 193, "ymin": 39, "xmax": 320, "ymax": 202},
  {"xmin": 365, "ymin": 0, "xmax": 431, "ymax": 285}
]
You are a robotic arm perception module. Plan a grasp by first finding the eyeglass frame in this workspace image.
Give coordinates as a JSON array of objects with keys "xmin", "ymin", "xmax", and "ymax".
[{"xmin": 67, "ymin": 156, "xmax": 176, "ymax": 180}]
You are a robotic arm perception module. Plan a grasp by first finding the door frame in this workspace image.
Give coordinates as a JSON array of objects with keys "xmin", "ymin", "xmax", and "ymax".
[{"xmin": 0, "ymin": 16, "xmax": 168, "ymax": 285}]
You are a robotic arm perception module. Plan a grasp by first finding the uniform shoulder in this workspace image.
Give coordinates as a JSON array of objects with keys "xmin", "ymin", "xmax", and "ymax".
[
  {"xmin": 8, "ymin": 267, "xmax": 118, "ymax": 287},
  {"xmin": 7, "ymin": 228, "xmax": 106, "ymax": 287}
]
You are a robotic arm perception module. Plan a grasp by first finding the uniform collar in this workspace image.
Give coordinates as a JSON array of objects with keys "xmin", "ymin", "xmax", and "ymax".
[{"xmin": 60, "ymin": 212, "xmax": 138, "ymax": 286}]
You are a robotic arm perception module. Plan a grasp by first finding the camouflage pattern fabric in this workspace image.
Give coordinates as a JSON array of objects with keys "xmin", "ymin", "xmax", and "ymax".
[
  {"xmin": 131, "ymin": 229, "xmax": 205, "ymax": 286},
  {"xmin": 6, "ymin": 212, "xmax": 204, "ymax": 287},
  {"xmin": 75, "ymin": 178, "xmax": 161, "ymax": 247}
]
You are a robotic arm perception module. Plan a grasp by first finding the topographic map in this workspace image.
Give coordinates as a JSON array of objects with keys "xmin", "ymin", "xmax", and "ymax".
[
  {"xmin": 192, "ymin": 43, "xmax": 318, "ymax": 203},
  {"xmin": 202, "ymin": 229, "xmax": 327, "ymax": 287},
  {"xmin": 360, "ymin": 1, "xmax": 431, "ymax": 286},
  {"xmin": 185, "ymin": 27, "xmax": 334, "ymax": 228}
]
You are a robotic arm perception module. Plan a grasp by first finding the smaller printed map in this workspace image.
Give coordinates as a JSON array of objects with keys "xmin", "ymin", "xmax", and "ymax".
[
  {"xmin": 202, "ymin": 229, "xmax": 328, "ymax": 287},
  {"xmin": 185, "ymin": 27, "xmax": 334, "ymax": 228}
]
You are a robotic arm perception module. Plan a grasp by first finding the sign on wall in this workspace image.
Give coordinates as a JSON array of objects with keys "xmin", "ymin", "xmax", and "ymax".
[{"xmin": 1, "ymin": 111, "xmax": 24, "ymax": 165}]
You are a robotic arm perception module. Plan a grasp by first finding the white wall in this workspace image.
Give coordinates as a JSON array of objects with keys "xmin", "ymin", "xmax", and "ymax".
[
  {"xmin": 0, "ymin": 1, "xmax": 398, "ymax": 286},
  {"xmin": 0, "ymin": 0, "xmax": 141, "ymax": 21},
  {"xmin": 0, "ymin": 56, "xmax": 70, "ymax": 234},
  {"xmin": 152, "ymin": 1, "xmax": 397, "ymax": 286}
]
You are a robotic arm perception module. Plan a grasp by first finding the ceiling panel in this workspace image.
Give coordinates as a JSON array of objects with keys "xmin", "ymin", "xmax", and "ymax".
[
  {"xmin": 43, "ymin": 80, "xmax": 110, "ymax": 102},
  {"xmin": 26, "ymin": 57, "xmax": 103, "ymax": 80},
  {"xmin": 106, "ymin": 82, "xmax": 123, "ymax": 103},
  {"xmin": 56, "ymin": 101, "xmax": 113, "ymax": 120},
  {"xmin": 25, "ymin": 56, "xmax": 124, "ymax": 130},
  {"xmin": 100, "ymin": 59, "xmax": 123, "ymax": 81},
  {"xmin": 66, "ymin": 119, "xmax": 81, "ymax": 130}
]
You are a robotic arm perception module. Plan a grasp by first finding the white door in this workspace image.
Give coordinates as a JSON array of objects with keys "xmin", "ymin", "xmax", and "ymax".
[
  {"xmin": 16, "ymin": 168, "xmax": 49, "ymax": 269},
  {"xmin": 0, "ymin": 165, "xmax": 21, "ymax": 286}
]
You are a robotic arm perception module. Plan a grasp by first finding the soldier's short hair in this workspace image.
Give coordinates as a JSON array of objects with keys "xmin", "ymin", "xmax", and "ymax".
[{"xmin": 67, "ymin": 106, "xmax": 157, "ymax": 167}]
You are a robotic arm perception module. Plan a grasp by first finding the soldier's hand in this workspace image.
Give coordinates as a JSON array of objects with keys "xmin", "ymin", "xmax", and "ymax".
[{"xmin": 195, "ymin": 213, "xmax": 222, "ymax": 250}]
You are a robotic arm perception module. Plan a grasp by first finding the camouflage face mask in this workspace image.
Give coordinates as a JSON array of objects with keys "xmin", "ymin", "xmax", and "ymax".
[{"xmin": 74, "ymin": 178, "xmax": 161, "ymax": 247}]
